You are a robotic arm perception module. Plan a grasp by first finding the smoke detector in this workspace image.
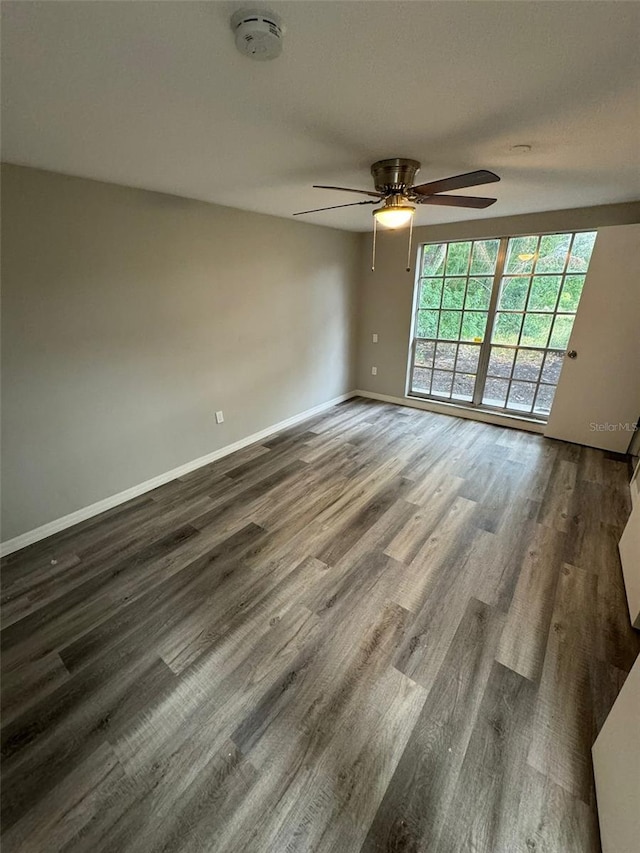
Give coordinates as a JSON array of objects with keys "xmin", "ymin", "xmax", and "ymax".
[{"xmin": 230, "ymin": 9, "xmax": 284, "ymax": 60}]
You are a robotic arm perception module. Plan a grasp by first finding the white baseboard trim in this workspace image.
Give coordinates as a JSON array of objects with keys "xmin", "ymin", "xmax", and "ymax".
[
  {"xmin": 1, "ymin": 391, "xmax": 356, "ymax": 557},
  {"xmin": 355, "ymin": 389, "xmax": 545, "ymax": 435}
]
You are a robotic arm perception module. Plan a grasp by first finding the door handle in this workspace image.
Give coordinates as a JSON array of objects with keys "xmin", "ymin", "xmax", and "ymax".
[{"xmin": 566, "ymin": 350, "xmax": 578, "ymax": 359}]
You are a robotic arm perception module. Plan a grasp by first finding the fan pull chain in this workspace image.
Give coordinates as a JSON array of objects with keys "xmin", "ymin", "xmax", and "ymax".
[
  {"xmin": 406, "ymin": 215, "xmax": 414, "ymax": 272},
  {"xmin": 371, "ymin": 216, "xmax": 378, "ymax": 272}
]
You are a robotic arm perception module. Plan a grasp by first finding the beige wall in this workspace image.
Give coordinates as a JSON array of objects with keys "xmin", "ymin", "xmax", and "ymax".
[
  {"xmin": 1, "ymin": 165, "xmax": 359, "ymax": 541},
  {"xmin": 356, "ymin": 203, "xmax": 640, "ymax": 398}
]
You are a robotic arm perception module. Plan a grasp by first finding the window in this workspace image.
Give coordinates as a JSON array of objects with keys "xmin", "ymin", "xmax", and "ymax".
[{"xmin": 408, "ymin": 231, "xmax": 597, "ymax": 420}]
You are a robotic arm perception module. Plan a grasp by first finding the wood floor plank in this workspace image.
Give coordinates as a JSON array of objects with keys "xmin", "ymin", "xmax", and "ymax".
[
  {"xmin": 591, "ymin": 523, "xmax": 640, "ymax": 671},
  {"xmin": 527, "ymin": 562, "xmax": 600, "ymax": 803},
  {"xmin": 0, "ymin": 650, "xmax": 70, "ymax": 726},
  {"xmin": 315, "ymin": 474, "xmax": 413, "ymax": 566},
  {"xmin": 496, "ymin": 523, "xmax": 566, "ymax": 681},
  {"xmin": 59, "ymin": 521, "xmax": 268, "ymax": 674},
  {"xmin": 86, "ymin": 740, "xmax": 259, "ymax": 853},
  {"xmin": 301, "ymin": 501, "xmax": 417, "ymax": 619},
  {"xmin": 1, "ymin": 522, "xmax": 202, "ymax": 671},
  {"xmin": 232, "ymin": 599, "xmax": 415, "ymax": 758},
  {"xmin": 434, "ymin": 662, "xmax": 537, "ymax": 853},
  {"xmin": 458, "ymin": 453, "xmax": 528, "ymax": 533},
  {"xmin": 109, "ymin": 605, "xmax": 322, "ymax": 794},
  {"xmin": 1, "ymin": 495, "xmax": 217, "ymax": 637},
  {"xmin": 248, "ymin": 668, "xmax": 425, "ymax": 853},
  {"xmin": 514, "ymin": 765, "xmax": 601, "ymax": 853},
  {"xmin": 360, "ymin": 597, "xmax": 506, "ymax": 853},
  {"xmin": 222, "ymin": 604, "xmax": 426, "ymax": 853},
  {"xmin": 385, "ymin": 473, "xmax": 464, "ymax": 563},
  {"xmin": 1, "ymin": 653, "xmax": 177, "ymax": 831},
  {"xmin": 1, "ymin": 553, "xmax": 82, "ymax": 628},
  {"xmin": 158, "ymin": 552, "xmax": 328, "ymax": 675},
  {"xmin": 1, "ymin": 398, "xmax": 637, "ymax": 853},
  {"xmin": 588, "ymin": 656, "xmax": 629, "ymax": 738},
  {"xmin": 466, "ymin": 502, "xmax": 540, "ymax": 613},
  {"xmin": 391, "ymin": 495, "xmax": 478, "ymax": 614},
  {"xmin": 0, "ymin": 494, "xmax": 156, "ymax": 581},
  {"xmin": 537, "ymin": 458, "xmax": 578, "ymax": 533},
  {"xmin": 390, "ymin": 500, "xmax": 487, "ymax": 690},
  {"xmin": 0, "ymin": 741, "xmax": 137, "ymax": 853}
]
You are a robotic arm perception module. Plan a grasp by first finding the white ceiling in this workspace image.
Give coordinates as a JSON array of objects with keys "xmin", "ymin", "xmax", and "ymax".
[{"xmin": 2, "ymin": 1, "xmax": 639, "ymax": 231}]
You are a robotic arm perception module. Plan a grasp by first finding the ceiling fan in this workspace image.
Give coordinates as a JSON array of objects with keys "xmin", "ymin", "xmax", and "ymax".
[
  {"xmin": 294, "ymin": 158, "xmax": 500, "ymax": 222},
  {"xmin": 294, "ymin": 158, "xmax": 500, "ymax": 271}
]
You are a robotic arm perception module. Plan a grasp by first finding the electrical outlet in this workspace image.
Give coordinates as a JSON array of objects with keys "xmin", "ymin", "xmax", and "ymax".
[
  {"xmin": 371, "ymin": 366, "xmax": 377, "ymax": 376},
  {"xmin": 372, "ymin": 333, "xmax": 378, "ymax": 343},
  {"xmin": 215, "ymin": 411, "xmax": 224, "ymax": 424}
]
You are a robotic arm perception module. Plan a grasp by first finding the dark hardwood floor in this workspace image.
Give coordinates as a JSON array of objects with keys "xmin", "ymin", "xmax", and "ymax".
[{"xmin": 2, "ymin": 397, "xmax": 638, "ymax": 852}]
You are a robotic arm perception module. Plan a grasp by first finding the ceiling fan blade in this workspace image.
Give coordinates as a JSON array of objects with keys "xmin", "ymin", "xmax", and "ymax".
[
  {"xmin": 293, "ymin": 199, "xmax": 379, "ymax": 216},
  {"xmin": 416, "ymin": 194, "xmax": 497, "ymax": 209},
  {"xmin": 313, "ymin": 185, "xmax": 383, "ymax": 198},
  {"xmin": 411, "ymin": 170, "xmax": 500, "ymax": 196}
]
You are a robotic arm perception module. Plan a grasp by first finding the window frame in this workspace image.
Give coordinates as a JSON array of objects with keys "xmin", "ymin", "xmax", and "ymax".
[{"xmin": 406, "ymin": 229, "xmax": 597, "ymax": 422}]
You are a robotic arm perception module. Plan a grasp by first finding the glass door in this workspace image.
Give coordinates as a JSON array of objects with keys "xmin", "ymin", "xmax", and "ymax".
[
  {"xmin": 410, "ymin": 238, "xmax": 500, "ymax": 405},
  {"xmin": 408, "ymin": 231, "xmax": 597, "ymax": 421}
]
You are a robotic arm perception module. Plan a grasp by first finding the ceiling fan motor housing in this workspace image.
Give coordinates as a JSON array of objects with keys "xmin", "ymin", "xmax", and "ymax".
[
  {"xmin": 230, "ymin": 9, "xmax": 284, "ymax": 60},
  {"xmin": 371, "ymin": 158, "xmax": 421, "ymax": 194}
]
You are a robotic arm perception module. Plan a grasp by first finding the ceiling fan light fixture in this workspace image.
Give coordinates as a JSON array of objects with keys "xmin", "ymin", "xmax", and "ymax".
[{"xmin": 373, "ymin": 200, "xmax": 415, "ymax": 229}]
